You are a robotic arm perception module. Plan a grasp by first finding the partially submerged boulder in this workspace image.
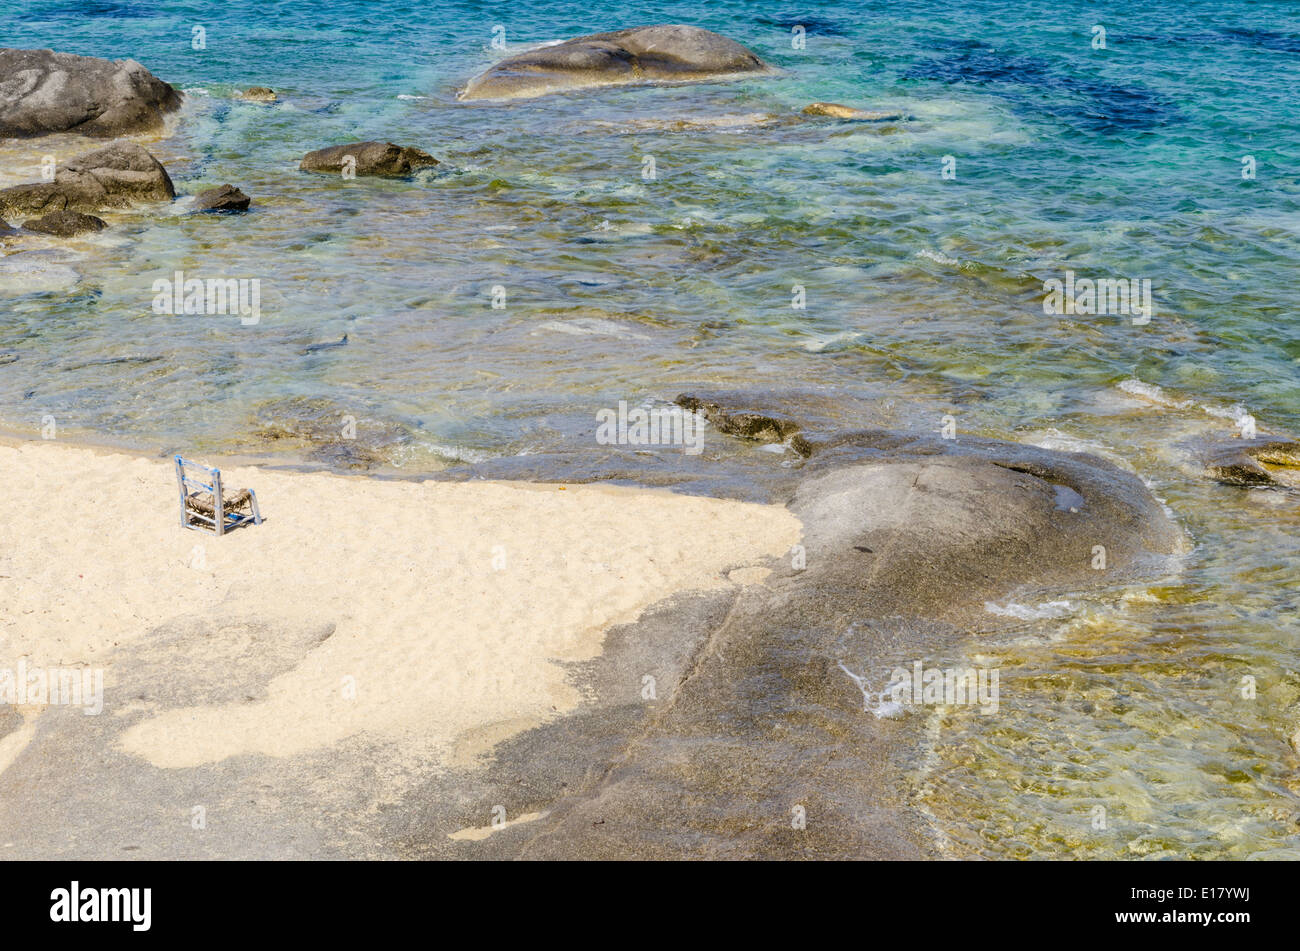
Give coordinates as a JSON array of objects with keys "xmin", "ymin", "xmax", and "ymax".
[
  {"xmin": 0, "ymin": 219, "xmax": 16, "ymax": 236},
  {"xmin": 22, "ymin": 210, "xmax": 107, "ymax": 236},
  {"xmin": 0, "ymin": 48, "xmax": 182, "ymax": 138},
  {"xmin": 0, "ymin": 141, "xmax": 175, "ymax": 218},
  {"xmin": 676, "ymin": 393, "xmax": 812, "ymax": 456},
  {"xmin": 460, "ymin": 24, "xmax": 774, "ymax": 100},
  {"xmin": 433, "ymin": 423, "xmax": 1186, "ymax": 859},
  {"xmin": 1204, "ymin": 439, "xmax": 1300, "ymax": 486},
  {"xmin": 239, "ymin": 87, "xmax": 277, "ymax": 102},
  {"xmin": 299, "ymin": 141, "xmax": 438, "ymax": 178},
  {"xmin": 192, "ymin": 184, "xmax": 250, "ymax": 212},
  {"xmin": 802, "ymin": 101, "xmax": 904, "ymax": 121}
]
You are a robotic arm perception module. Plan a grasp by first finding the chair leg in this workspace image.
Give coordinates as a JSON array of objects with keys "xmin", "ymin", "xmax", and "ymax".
[
  {"xmin": 213, "ymin": 470, "xmax": 225, "ymax": 538},
  {"xmin": 248, "ymin": 490, "xmax": 262, "ymax": 526},
  {"xmin": 175, "ymin": 456, "xmax": 190, "ymax": 530}
]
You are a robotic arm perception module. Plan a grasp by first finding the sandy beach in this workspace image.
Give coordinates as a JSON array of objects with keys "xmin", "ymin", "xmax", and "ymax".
[{"xmin": 0, "ymin": 437, "xmax": 800, "ymax": 774}]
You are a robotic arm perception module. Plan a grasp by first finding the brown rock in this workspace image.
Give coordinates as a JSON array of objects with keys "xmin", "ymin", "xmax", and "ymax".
[
  {"xmin": 22, "ymin": 210, "xmax": 107, "ymax": 236},
  {"xmin": 0, "ymin": 141, "xmax": 175, "ymax": 218},
  {"xmin": 239, "ymin": 87, "xmax": 277, "ymax": 102},
  {"xmin": 1204, "ymin": 439, "xmax": 1300, "ymax": 486},
  {"xmin": 193, "ymin": 184, "xmax": 251, "ymax": 212},
  {"xmin": 299, "ymin": 141, "xmax": 438, "ymax": 178}
]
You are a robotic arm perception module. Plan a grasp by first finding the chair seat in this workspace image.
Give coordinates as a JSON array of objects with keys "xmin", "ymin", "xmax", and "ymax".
[{"xmin": 186, "ymin": 489, "xmax": 252, "ymax": 518}]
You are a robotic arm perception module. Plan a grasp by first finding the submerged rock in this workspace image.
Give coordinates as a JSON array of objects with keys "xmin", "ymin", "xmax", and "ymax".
[
  {"xmin": 299, "ymin": 141, "xmax": 438, "ymax": 178},
  {"xmin": 801, "ymin": 101, "xmax": 904, "ymax": 121},
  {"xmin": 249, "ymin": 395, "xmax": 411, "ymax": 470},
  {"xmin": 676, "ymin": 393, "xmax": 812, "ymax": 455},
  {"xmin": 239, "ymin": 87, "xmax": 277, "ymax": 102},
  {"xmin": 0, "ymin": 141, "xmax": 175, "ymax": 218},
  {"xmin": 299, "ymin": 334, "xmax": 348, "ymax": 354},
  {"xmin": 0, "ymin": 48, "xmax": 182, "ymax": 138},
  {"xmin": 589, "ymin": 113, "xmax": 790, "ymax": 133},
  {"xmin": 22, "ymin": 210, "xmax": 107, "ymax": 236},
  {"xmin": 192, "ymin": 184, "xmax": 251, "ymax": 212},
  {"xmin": 460, "ymin": 24, "xmax": 774, "ymax": 100},
  {"xmin": 1204, "ymin": 439, "xmax": 1300, "ymax": 486}
]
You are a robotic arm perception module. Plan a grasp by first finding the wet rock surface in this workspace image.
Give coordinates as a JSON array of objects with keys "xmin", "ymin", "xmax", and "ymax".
[
  {"xmin": 22, "ymin": 210, "xmax": 107, "ymax": 236},
  {"xmin": 299, "ymin": 141, "xmax": 438, "ymax": 178},
  {"xmin": 1203, "ymin": 439, "xmax": 1300, "ymax": 486},
  {"xmin": 676, "ymin": 392, "xmax": 812, "ymax": 455},
  {"xmin": 192, "ymin": 184, "xmax": 251, "ymax": 212}
]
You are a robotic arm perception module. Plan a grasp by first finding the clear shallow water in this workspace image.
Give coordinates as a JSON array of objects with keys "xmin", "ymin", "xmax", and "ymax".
[{"xmin": 1, "ymin": 0, "xmax": 1298, "ymax": 857}]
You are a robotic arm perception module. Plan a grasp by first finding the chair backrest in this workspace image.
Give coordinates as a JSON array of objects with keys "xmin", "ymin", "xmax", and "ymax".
[
  {"xmin": 175, "ymin": 455, "xmax": 225, "ymax": 532},
  {"xmin": 175, "ymin": 455, "xmax": 221, "ymax": 497}
]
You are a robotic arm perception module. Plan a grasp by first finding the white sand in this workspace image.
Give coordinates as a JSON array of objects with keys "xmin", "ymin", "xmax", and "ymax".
[{"xmin": 0, "ymin": 439, "xmax": 801, "ymax": 770}]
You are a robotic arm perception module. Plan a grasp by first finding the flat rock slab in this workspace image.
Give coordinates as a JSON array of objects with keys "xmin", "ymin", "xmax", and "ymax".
[
  {"xmin": 300, "ymin": 141, "xmax": 437, "ymax": 178},
  {"xmin": 460, "ymin": 24, "xmax": 774, "ymax": 100},
  {"xmin": 0, "ymin": 48, "xmax": 182, "ymax": 138},
  {"xmin": 0, "ymin": 140, "xmax": 174, "ymax": 218}
]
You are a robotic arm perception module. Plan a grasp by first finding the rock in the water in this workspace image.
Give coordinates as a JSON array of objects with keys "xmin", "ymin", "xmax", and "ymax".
[
  {"xmin": 460, "ymin": 24, "xmax": 774, "ymax": 100},
  {"xmin": 22, "ymin": 210, "xmax": 107, "ymax": 236},
  {"xmin": 802, "ymin": 101, "xmax": 903, "ymax": 121},
  {"xmin": 443, "ymin": 433, "xmax": 1185, "ymax": 860},
  {"xmin": 249, "ymin": 396, "xmax": 411, "ymax": 470},
  {"xmin": 1204, "ymin": 439, "xmax": 1300, "ymax": 486},
  {"xmin": 299, "ymin": 141, "xmax": 438, "ymax": 178},
  {"xmin": 239, "ymin": 87, "xmax": 277, "ymax": 102},
  {"xmin": 0, "ymin": 48, "xmax": 182, "ymax": 138},
  {"xmin": 0, "ymin": 219, "xmax": 16, "ymax": 236},
  {"xmin": 192, "ymin": 184, "xmax": 251, "ymax": 212},
  {"xmin": 0, "ymin": 140, "xmax": 175, "ymax": 218},
  {"xmin": 676, "ymin": 393, "xmax": 812, "ymax": 455}
]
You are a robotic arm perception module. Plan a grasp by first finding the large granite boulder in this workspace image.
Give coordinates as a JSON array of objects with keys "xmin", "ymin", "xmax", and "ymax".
[
  {"xmin": 299, "ymin": 141, "xmax": 438, "ymax": 178},
  {"xmin": 0, "ymin": 49, "xmax": 182, "ymax": 138},
  {"xmin": 0, "ymin": 141, "xmax": 174, "ymax": 218},
  {"xmin": 460, "ymin": 24, "xmax": 774, "ymax": 100}
]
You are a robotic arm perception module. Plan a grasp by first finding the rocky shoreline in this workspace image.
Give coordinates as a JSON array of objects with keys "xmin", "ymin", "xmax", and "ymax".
[{"xmin": 0, "ymin": 29, "xmax": 901, "ymax": 237}]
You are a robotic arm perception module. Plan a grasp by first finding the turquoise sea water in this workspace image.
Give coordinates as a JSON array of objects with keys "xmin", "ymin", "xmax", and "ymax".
[{"xmin": 2, "ymin": 0, "xmax": 1299, "ymax": 858}]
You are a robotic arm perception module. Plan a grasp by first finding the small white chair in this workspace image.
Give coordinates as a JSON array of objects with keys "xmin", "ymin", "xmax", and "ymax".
[{"xmin": 174, "ymin": 455, "xmax": 262, "ymax": 536}]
